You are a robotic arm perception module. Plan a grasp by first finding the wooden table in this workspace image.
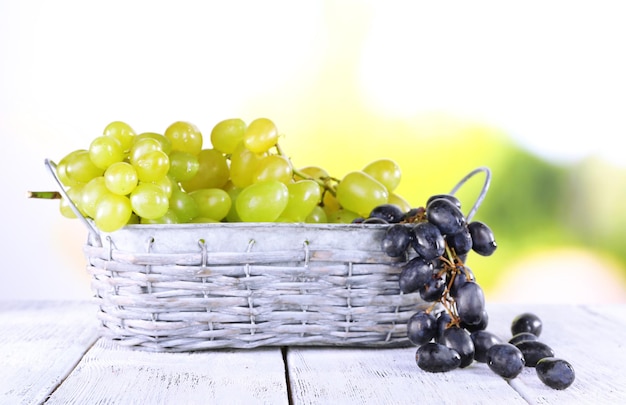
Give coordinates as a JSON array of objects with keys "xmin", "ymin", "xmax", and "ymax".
[{"xmin": 1, "ymin": 301, "xmax": 624, "ymax": 404}]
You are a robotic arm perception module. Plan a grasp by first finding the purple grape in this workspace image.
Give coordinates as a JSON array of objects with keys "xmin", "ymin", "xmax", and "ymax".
[
  {"xmin": 449, "ymin": 266, "xmax": 474, "ymax": 298},
  {"xmin": 471, "ymin": 330, "xmax": 503, "ymax": 363},
  {"xmin": 535, "ymin": 358, "xmax": 575, "ymax": 390},
  {"xmin": 416, "ymin": 342, "xmax": 461, "ymax": 373},
  {"xmin": 435, "ymin": 311, "xmax": 452, "ymax": 343},
  {"xmin": 411, "ymin": 222, "xmax": 445, "ymax": 260},
  {"xmin": 516, "ymin": 340, "xmax": 555, "ymax": 367},
  {"xmin": 419, "ymin": 274, "xmax": 446, "ymax": 302},
  {"xmin": 487, "ymin": 343, "xmax": 525, "ymax": 379},
  {"xmin": 511, "ymin": 312, "xmax": 543, "ymax": 337},
  {"xmin": 369, "ymin": 203, "xmax": 405, "ymax": 223},
  {"xmin": 468, "ymin": 221, "xmax": 497, "ymax": 256},
  {"xmin": 440, "ymin": 326, "xmax": 475, "ymax": 368},
  {"xmin": 461, "ymin": 309, "xmax": 488, "ymax": 332},
  {"xmin": 426, "ymin": 197, "xmax": 467, "ymax": 235},
  {"xmin": 455, "ymin": 281, "xmax": 485, "ymax": 326},
  {"xmin": 509, "ymin": 332, "xmax": 538, "ymax": 346},
  {"xmin": 426, "ymin": 194, "xmax": 462, "ymax": 209},
  {"xmin": 398, "ymin": 257, "xmax": 434, "ymax": 294},
  {"xmin": 407, "ymin": 311, "xmax": 437, "ymax": 346},
  {"xmin": 362, "ymin": 217, "xmax": 387, "ymax": 224},
  {"xmin": 445, "ymin": 227, "xmax": 473, "ymax": 256},
  {"xmin": 381, "ymin": 224, "xmax": 412, "ymax": 258}
]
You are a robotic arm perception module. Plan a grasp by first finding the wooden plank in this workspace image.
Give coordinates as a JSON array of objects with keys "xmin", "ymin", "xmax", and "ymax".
[
  {"xmin": 486, "ymin": 303, "xmax": 626, "ymax": 405},
  {"xmin": 0, "ymin": 300, "xmax": 99, "ymax": 405},
  {"xmin": 286, "ymin": 347, "xmax": 527, "ymax": 404},
  {"xmin": 46, "ymin": 338, "xmax": 289, "ymax": 404},
  {"xmin": 286, "ymin": 304, "xmax": 626, "ymax": 404}
]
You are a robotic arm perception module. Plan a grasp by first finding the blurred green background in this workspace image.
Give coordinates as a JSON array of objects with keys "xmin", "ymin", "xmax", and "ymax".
[
  {"xmin": 2, "ymin": 0, "xmax": 625, "ymax": 303},
  {"xmin": 275, "ymin": 113, "xmax": 626, "ymax": 302}
]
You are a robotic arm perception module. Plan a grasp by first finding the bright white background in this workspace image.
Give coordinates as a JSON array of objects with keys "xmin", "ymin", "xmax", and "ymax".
[{"xmin": 2, "ymin": 0, "xmax": 625, "ymax": 302}]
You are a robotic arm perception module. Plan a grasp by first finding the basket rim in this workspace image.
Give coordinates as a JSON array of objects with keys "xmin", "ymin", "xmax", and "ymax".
[{"xmin": 103, "ymin": 221, "xmax": 393, "ymax": 232}]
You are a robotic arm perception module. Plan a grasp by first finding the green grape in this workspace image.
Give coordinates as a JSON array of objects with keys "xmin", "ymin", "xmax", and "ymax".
[
  {"xmin": 362, "ymin": 159, "xmax": 402, "ymax": 192},
  {"xmin": 180, "ymin": 149, "xmax": 230, "ymax": 192},
  {"xmin": 322, "ymin": 191, "xmax": 341, "ymax": 216},
  {"xmin": 210, "ymin": 118, "xmax": 246, "ymax": 154},
  {"xmin": 61, "ymin": 149, "xmax": 104, "ymax": 184},
  {"xmin": 296, "ymin": 165, "xmax": 334, "ymax": 202},
  {"xmin": 88, "ymin": 135, "xmax": 125, "ymax": 170},
  {"xmin": 127, "ymin": 213, "xmax": 140, "ymax": 224},
  {"xmin": 224, "ymin": 184, "xmax": 243, "ymax": 222},
  {"xmin": 59, "ymin": 186, "xmax": 84, "ymax": 218},
  {"xmin": 296, "ymin": 165, "xmax": 331, "ymax": 180},
  {"xmin": 103, "ymin": 121, "xmax": 136, "ymax": 152},
  {"xmin": 253, "ymin": 154, "xmax": 293, "ymax": 184},
  {"xmin": 280, "ymin": 180, "xmax": 322, "ymax": 222},
  {"xmin": 168, "ymin": 151, "xmax": 200, "ymax": 182},
  {"xmin": 243, "ymin": 118, "xmax": 279, "ymax": 153},
  {"xmin": 134, "ymin": 132, "xmax": 172, "ymax": 155},
  {"xmin": 94, "ymin": 193, "xmax": 133, "ymax": 232},
  {"xmin": 189, "ymin": 188, "xmax": 232, "ymax": 222},
  {"xmin": 296, "ymin": 165, "xmax": 329, "ymax": 182},
  {"xmin": 229, "ymin": 142, "xmax": 266, "ymax": 188},
  {"xmin": 389, "ymin": 192, "xmax": 412, "ymax": 213},
  {"xmin": 236, "ymin": 180, "xmax": 288, "ymax": 222},
  {"xmin": 133, "ymin": 150, "xmax": 170, "ymax": 182},
  {"xmin": 335, "ymin": 171, "xmax": 389, "ymax": 217},
  {"xmin": 130, "ymin": 182, "xmax": 169, "ymax": 219},
  {"xmin": 169, "ymin": 186, "xmax": 200, "ymax": 223},
  {"xmin": 305, "ymin": 205, "xmax": 328, "ymax": 223},
  {"xmin": 104, "ymin": 162, "xmax": 138, "ymax": 195},
  {"xmin": 56, "ymin": 150, "xmax": 86, "ymax": 187},
  {"xmin": 164, "ymin": 121, "xmax": 203, "ymax": 156},
  {"xmin": 140, "ymin": 209, "xmax": 179, "ymax": 224},
  {"xmin": 129, "ymin": 137, "xmax": 163, "ymax": 165},
  {"xmin": 327, "ymin": 208, "xmax": 361, "ymax": 224},
  {"xmin": 152, "ymin": 175, "xmax": 174, "ymax": 198},
  {"xmin": 79, "ymin": 176, "xmax": 109, "ymax": 218}
]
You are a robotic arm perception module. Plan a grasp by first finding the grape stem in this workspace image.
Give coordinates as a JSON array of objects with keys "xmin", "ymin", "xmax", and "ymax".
[
  {"xmin": 27, "ymin": 191, "xmax": 62, "ymax": 199},
  {"xmin": 434, "ymin": 244, "xmax": 465, "ymax": 327},
  {"xmin": 276, "ymin": 143, "xmax": 339, "ymax": 197}
]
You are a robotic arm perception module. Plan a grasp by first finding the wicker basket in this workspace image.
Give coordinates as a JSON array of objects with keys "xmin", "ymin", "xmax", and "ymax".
[
  {"xmin": 45, "ymin": 159, "xmax": 490, "ymax": 352},
  {"xmin": 84, "ymin": 222, "xmax": 428, "ymax": 351}
]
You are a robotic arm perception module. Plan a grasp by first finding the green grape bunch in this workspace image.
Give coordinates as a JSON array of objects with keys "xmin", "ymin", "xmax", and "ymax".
[{"xmin": 44, "ymin": 118, "xmax": 412, "ymax": 232}]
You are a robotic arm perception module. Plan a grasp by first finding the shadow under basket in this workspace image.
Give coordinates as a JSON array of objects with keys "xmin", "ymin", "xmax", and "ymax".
[{"xmin": 84, "ymin": 222, "xmax": 430, "ymax": 351}]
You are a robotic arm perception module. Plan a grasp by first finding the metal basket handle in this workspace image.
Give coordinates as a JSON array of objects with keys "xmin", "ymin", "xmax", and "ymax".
[
  {"xmin": 449, "ymin": 166, "xmax": 492, "ymax": 222},
  {"xmin": 44, "ymin": 158, "xmax": 102, "ymax": 246}
]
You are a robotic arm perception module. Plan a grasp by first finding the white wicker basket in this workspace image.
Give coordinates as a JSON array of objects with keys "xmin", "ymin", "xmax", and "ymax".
[
  {"xmin": 84, "ymin": 222, "xmax": 428, "ymax": 351},
  {"xmin": 45, "ymin": 159, "xmax": 490, "ymax": 352}
]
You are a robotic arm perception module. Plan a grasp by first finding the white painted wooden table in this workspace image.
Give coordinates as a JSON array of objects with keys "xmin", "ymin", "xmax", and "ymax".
[{"xmin": 1, "ymin": 300, "xmax": 625, "ymax": 404}]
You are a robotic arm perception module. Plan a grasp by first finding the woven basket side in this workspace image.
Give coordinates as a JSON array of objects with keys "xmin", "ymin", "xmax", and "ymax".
[{"xmin": 85, "ymin": 224, "xmax": 433, "ymax": 351}]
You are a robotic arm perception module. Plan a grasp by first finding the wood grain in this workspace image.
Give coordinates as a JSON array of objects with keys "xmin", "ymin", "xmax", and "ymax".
[
  {"xmin": 2, "ymin": 301, "xmax": 626, "ymax": 404},
  {"xmin": 0, "ymin": 300, "xmax": 99, "ymax": 405},
  {"xmin": 286, "ymin": 303, "xmax": 626, "ymax": 404},
  {"xmin": 46, "ymin": 339, "xmax": 289, "ymax": 405}
]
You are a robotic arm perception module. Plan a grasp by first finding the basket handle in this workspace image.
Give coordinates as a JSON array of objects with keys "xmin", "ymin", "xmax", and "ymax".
[
  {"xmin": 449, "ymin": 166, "xmax": 491, "ymax": 223},
  {"xmin": 44, "ymin": 158, "xmax": 102, "ymax": 246}
]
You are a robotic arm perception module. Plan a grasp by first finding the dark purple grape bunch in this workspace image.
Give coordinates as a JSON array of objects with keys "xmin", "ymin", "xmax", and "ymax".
[
  {"xmin": 371, "ymin": 168, "xmax": 575, "ymax": 390},
  {"xmin": 376, "ymin": 191, "xmax": 497, "ymax": 374}
]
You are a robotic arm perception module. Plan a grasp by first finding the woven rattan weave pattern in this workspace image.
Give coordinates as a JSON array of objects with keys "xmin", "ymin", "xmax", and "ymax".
[{"xmin": 85, "ymin": 223, "xmax": 431, "ymax": 351}]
